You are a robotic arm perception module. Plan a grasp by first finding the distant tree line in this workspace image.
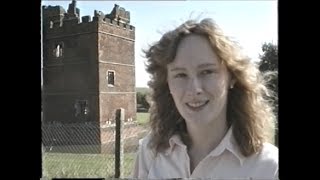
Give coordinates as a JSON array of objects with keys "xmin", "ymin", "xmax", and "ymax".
[
  {"xmin": 136, "ymin": 91, "xmax": 150, "ymax": 112},
  {"xmin": 258, "ymin": 42, "xmax": 278, "ymax": 117},
  {"xmin": 258, "ymin": 42, "xmax": 278, "ymax": 146}
]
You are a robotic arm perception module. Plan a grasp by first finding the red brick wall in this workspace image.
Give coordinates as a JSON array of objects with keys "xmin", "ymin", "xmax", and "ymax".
[
  {"xmin": 98, "ymin": 25, "xmax": 136, "ymax": 125},
  {"xmin": 43, "ymin": 23, "xmax": 100, "ymax": 125},
  {"xmin": 99, "ymin": 93, "xmax": 136, "ymax": 125}
]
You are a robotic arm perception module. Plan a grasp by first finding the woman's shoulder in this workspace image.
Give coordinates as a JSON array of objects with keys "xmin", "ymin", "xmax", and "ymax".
[
  {"xmin": 259, "ymin": 142, "xmax": 278, "ymax": 163},
  {"xmin": 243, "ymin": 142, "xmax": 278, "ymax": 168},
  {"xmin": 138, "ymin": 132, "xmax": 152, "ymax": 147},
  {"xmin": 137, "ymin": 132, "xmax": 156, "ymax": 157},
  {"xmin": 242, "ymin": 142, "xmax": 278, "ymax": 179},
  {"xmin": 247, "ymin": 142, "xmax": 278, "ymax": 169}
]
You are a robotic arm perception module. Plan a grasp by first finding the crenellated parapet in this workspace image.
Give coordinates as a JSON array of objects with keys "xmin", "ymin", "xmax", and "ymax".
[
  {"xmin": 105, "ymin": 4, "xmax": 130, "ymax": 24},
  {"xmin": 67, "ymin": 0, "xmax": 80, "ymax": 18},
  {"xmin": 42, "ymin": 1, "xmax": 135, "ymax": 35},
  {"xmin": 93, "ymin": 9, "xmax": 134, "ymax": 31}
]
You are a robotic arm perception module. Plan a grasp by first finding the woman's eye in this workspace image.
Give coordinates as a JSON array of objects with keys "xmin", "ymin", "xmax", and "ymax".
[
  {"xmin": 201, "ymin": 69, "xmax": 214, "ymax": 75},
  {"xmin": 174, "ymin": 73, "xmax": 187, "ymax": 78}
]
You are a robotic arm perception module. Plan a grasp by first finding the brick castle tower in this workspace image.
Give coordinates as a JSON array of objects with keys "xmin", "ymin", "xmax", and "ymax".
[{"xmin": 42, "ymin": 0, "xmax": 136, "ymax": 153}]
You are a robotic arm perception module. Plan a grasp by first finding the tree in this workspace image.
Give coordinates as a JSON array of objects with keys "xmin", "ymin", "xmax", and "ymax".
[
  {"xmin": 258, "ymin": 42, "xmax": 278, "ymax": 146},
  {"xmin": 136, "ymin": 92, "xmax": 150, "ymax": 112},
  {"xmin": 258, "ymin": 42, "xmax": 278, "ymax": 111},
  {"xmin": 259, "ymin": 42, "xmax": 278, "ymax": 72}
]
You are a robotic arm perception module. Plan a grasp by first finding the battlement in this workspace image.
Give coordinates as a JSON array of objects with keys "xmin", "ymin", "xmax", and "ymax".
[
  {"xmin": 42, "ymin": 5, "xmax": 66, "ymax": 16},
  {"xmin": 42, "ymin": 1, "xmax": 135, "ymax": 33},
  {"xmin": 92, "ymin": 10, "xmax": 134, "ymax": 31}
]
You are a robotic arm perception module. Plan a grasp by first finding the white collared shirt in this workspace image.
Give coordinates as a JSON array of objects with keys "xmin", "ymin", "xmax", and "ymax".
[{"xmin": 131, "ymin": 128, "xmax": 278, "ymax": 179}]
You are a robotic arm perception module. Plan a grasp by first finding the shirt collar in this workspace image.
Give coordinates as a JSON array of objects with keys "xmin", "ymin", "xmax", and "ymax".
[
  {"xmin": 165, "ymin": 126, "xmax": 245, "ymax": 166},
  {"xmin": 165, "ymin": 134, "xmax": 186, "ymax": 155},
  {"xmin": 223, "ymin": 126, "xmax": 245, "ymax": 166}
]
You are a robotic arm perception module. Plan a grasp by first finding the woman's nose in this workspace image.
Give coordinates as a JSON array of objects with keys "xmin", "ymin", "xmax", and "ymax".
[{"xmin": 186, "ymin": 77, "xmax": 203, "ymax": 96}]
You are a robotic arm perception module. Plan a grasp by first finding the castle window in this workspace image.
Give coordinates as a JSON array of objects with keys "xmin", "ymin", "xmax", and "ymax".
[
  {"xmin": 53, "ymin": 43, "xmax": 64, "ymax": 58},
  {"xmin": 74, "ymin": 100, "xmax": 89, "ymax": 117},
  {"xmin": 107, "ymin": 70, "xmax": 115, "ymax": 87}
]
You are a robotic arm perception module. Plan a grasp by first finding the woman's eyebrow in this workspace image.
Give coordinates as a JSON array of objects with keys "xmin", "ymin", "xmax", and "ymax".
[
  {"xmin": 169, "ymin": 67, "xmax": 186, "ymax": 72},
  {"xmin": 198, "ymin": 63, "xmax": 217, "ymax": 69},
  {"xmin": 170, "ymin": 63, "xmax": 218, "ymax": 71}
]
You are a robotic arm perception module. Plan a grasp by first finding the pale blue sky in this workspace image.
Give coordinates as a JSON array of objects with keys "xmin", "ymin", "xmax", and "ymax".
[{"xmin": 42, "ymin": 1, "xmax": 278, "ymax": 87}]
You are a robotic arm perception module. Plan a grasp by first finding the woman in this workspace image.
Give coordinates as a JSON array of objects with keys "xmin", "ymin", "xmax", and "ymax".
[{"xmin": 132, "ymin": 18, "xmax": 278, "ymax": 179}]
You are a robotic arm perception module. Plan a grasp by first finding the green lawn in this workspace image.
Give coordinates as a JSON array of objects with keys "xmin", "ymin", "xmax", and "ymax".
[
  {"xmin": 136, "ymin": 112, "xmax": 150, "ymax": 125},
  {"xmin": 42, "ymin": 152, "xmax": 135, "ymax": 179}
]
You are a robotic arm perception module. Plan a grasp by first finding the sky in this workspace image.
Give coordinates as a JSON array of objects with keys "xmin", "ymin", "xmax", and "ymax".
[{"xmin": 42, "ymin": 0, "xmax": 278, "ymax": 88}]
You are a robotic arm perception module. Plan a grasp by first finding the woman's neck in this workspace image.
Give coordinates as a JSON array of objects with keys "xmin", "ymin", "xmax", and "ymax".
[
  {"xmin": 186, "ymin": 118, "xmax": 228, "ymax": 173},
  {"xmin": 187, "ymin": 119, "xmax": 228, "ymax": 155}
]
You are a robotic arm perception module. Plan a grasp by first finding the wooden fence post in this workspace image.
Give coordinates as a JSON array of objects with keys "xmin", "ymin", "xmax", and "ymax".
[{"xmin": 115, "ymin": 108, "xmax": 124, "ymax": 178}]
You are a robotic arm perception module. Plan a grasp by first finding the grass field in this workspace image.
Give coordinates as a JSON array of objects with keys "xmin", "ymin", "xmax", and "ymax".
[
  {"xmin": 42, "ymin": 153, "xmax": 136, "ymax": 178},
  {"xmin": 136, "ymin": 112, "xmax": 150, "ymax": 125}
]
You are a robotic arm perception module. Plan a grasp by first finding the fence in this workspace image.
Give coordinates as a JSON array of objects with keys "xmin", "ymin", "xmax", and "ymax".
[
  {"xmin": 41, "ymin": 109, "xmax": 149, "ymax": 179},
  {"xmin": 42, "ymin": 110, "xmax": 278, "ymax": 179}
]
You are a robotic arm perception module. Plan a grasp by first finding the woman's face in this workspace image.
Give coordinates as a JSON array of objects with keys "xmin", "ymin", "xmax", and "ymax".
[{"xmin": 167, "ymin": 34, "xmax": 232, "ymax": 126}]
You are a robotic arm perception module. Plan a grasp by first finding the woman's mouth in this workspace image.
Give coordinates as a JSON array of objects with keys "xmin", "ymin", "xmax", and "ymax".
[{"xmin": 186, "ymin": 100, "xmax": 209, "ymax": 111}]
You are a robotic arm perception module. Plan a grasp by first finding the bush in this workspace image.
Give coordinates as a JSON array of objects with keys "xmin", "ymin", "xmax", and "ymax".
[{"xmin": 136, "ymin": 92, "xmax": 150, "ymax": 112}]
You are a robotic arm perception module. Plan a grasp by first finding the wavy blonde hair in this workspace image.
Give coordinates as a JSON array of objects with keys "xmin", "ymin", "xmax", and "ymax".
[{"xmin": 144, "ymin": 18, "xmax": 277, "ymax": 157}]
